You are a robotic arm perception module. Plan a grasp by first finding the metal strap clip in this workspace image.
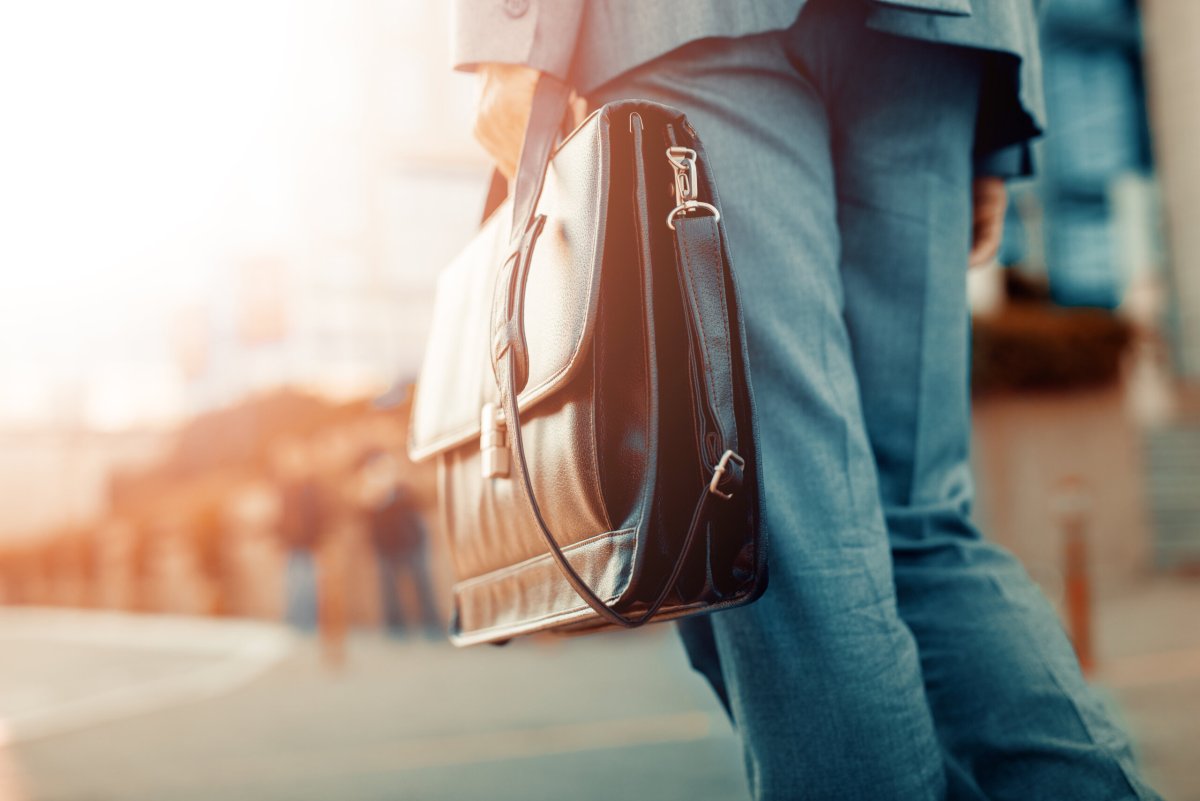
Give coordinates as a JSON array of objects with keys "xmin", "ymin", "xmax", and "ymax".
[
  {"xmin": 666, "ymin": 146, "xmax": 721, "ymax": 231},
  {"xmin": 667, "ymin": 146, "xmax": 698, "ymax": 205}
]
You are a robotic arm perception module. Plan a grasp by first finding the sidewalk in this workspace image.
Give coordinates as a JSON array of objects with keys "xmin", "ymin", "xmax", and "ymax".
[
  {"xmin": 1, "ymin": 576, "xmax": 1198, "ymax": 801},
  {"xmin": 2, "ymin": 612, "xmax": 743, "ymax": 801},
  {"xmin": 1092, "ymin": 577, "xmax": 1200, "ymax": 800},
  {"xmin": 0, "ymin": 609, "xmax": 293, "ymax": 744}
]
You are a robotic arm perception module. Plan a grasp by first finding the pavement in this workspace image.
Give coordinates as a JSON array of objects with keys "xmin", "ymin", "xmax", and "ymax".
[
  {"xmin": 0, "ymin": 610, "xmax": 291, "ymax": 745},
  {"xmin": 1089, "ymin": 578, "xmax": 1200, "ymax": 799},
  {"xmin": 1, "ymin": 576, "xmax": 1198, "ymax": 801},
  {"xmin": 1, "ymin": 615, "xmax": 746, "ymax": 801}
]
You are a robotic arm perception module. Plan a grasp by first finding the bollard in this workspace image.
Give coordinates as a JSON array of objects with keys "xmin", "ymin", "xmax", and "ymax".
[{"xmin": 1053, "ymin": 476, "xmax": 1094, "ymax": 675}]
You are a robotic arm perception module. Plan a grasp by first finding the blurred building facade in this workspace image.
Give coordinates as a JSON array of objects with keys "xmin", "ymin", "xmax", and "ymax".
[
  {"xmin": 997, "ymin": 0, "xmax": 1200, "ymax": 383},
  {"xmin": 1036, "ymin": 0, "xmax": 1153, "ymax": 308},
  {"xmin": 1138, "ymin": 0, "xmax": 1200, "ymax": 570},
  {"xmin": 0, "ymin": 1, "xmax": 486, "ymax": 541},
  {"xmin": 1141, "ymin": 0, "xmax": 1200, "ymax": 381},
  {"xmin": 975, "ymin": 0, "xmax": 1200, "ymax": 586},
  {"xmin": 178, "ymin": 0, "xmax": 487, "ymax": 413}
]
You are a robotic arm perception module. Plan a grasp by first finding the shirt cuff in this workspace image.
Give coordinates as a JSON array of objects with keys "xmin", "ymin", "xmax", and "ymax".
[
  {"xmin": 451, "ymin": 0, "xmax": 583, "ymax": 81},
  {"xmin": 974, "ymin": 142, "xmax": 1035, "ymax": 179}
]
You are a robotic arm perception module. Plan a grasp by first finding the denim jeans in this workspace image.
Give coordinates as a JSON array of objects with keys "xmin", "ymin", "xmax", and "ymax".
[{"xmin": 591, "ymin": 1, "xmax": 1159, "ymax": 798}]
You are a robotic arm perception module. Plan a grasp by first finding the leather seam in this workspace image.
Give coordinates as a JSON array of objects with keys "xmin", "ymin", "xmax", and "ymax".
[
  {"xmin": 588, "ymin": 343, "xmax": 613, "ymax": 532},
  {"xmin": 703, "ymin": 218, "xmax": 737, "ymax": 454},
  {"xmin": 452, "ymin": 597, "xmax": 622, "ymax": 644},
  {"xmin": 453, "ymin": 589, "xmax": 757, "ymax": 646},
  {"xmin": 676, "ymin": 225, "xmax": 709, "ymax": 471},
  {"xmin": 452, "ymin": 526, "xmax": 635, "ymax": 590},
  {"xmin": 679, "ymin": 229, "xmax": 708, "ymax": 385},
  {"xmin": 679, "ymin": 219, "xmax": 736, "ymax": 454}
]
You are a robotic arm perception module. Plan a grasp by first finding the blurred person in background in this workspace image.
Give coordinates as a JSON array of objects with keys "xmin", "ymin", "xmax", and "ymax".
[
  {"xmin": 310, "ymin": 426, "xmax": 371, "ymax": 665},
  {"xmin": 458, "ymin": 0, "xmax": 1161, "ymax": 799},
  {"xmin": 192, "ymin": 501, "xmax": 228, "ymax": 616},
  {"xmin": 271, "ymin": 435, "xmax": 327, "ymax": 632},
  {"xmin": 356, "ymin": 449, "xmax": 439, "ymax": 638}
]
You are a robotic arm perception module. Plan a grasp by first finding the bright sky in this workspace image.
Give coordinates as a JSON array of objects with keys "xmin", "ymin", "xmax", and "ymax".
[{"xmin": 0, "ymin": 1, "xmax": 321, "ymax": 426}]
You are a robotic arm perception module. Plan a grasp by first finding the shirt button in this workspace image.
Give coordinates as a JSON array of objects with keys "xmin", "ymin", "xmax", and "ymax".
[{"xmin": 502, "ymin": 0, "xmax": 529, "ymax": 18}]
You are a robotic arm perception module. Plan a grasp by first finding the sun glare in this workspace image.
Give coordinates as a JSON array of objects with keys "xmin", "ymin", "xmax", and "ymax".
[{"xmin": 0, "ymin": 1, "xmax": 304, "ymax": 426}]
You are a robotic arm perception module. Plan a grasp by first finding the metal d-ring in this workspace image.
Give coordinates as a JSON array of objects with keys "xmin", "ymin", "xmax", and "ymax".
[{"xmin": 667, "ymin": 200, "xmax": 721, "ymax": 231}]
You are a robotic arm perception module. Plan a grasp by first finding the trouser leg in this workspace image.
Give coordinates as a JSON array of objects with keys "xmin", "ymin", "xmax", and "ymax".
[
  {"xmin": 807, "ymin": 9, "xmax": 1162, "ymax": 800},
  {"xmin": 675, "ymin": 615, "xmax": 730, "ymax": 717},
  {"xmin": 590, "ymin": 20, "xmax": 945, "ymax": 801}
]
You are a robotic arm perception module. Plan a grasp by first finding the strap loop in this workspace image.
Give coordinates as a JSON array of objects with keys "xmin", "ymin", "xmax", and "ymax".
[{"xmin": 508, "ymin": 76, "xmax": 573, "ymax": 246}]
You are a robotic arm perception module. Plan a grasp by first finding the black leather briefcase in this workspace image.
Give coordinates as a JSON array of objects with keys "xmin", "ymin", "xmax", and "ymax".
[{"xmin": 408, "ymin": 77, "xmax": 766, "ymax": 645}]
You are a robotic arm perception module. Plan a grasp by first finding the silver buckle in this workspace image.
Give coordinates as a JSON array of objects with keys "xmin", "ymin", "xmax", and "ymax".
[{"xmin": 708, "ymin": 449, "xmax": 745, "ymax": 500}]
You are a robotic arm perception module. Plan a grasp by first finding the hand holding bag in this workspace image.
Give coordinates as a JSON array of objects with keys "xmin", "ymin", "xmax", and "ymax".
[{"xmin": 408, "ymin": 77, "xmax": 766, "ymax": 645}]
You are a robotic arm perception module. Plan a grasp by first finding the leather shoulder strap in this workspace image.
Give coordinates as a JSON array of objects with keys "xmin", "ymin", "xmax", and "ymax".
[
  {"xmin": 508, "ymin": 75, "xmax": 573, "ymax": 246},
  {"xmin": 674, "ymin": 213, "xmax": 741, "ymax": 478},
  {"xmin": 480, "ymin": 169, "xmax": 508, "ymax": 224}
]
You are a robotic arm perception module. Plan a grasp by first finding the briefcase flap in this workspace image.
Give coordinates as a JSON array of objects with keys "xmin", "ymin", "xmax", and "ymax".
[{"xmin": 408, "ymin": 114, "xmax": 612, "ymax": 462}]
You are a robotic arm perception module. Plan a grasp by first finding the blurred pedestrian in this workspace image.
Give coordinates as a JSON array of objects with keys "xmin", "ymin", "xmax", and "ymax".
[
  {"xmin": 356, "ymin": 450, "xmax": 439, "ymax": 637},
  {"xmin": 271, "ymin": 436, "xmax": 326, "ymax": 632}
]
